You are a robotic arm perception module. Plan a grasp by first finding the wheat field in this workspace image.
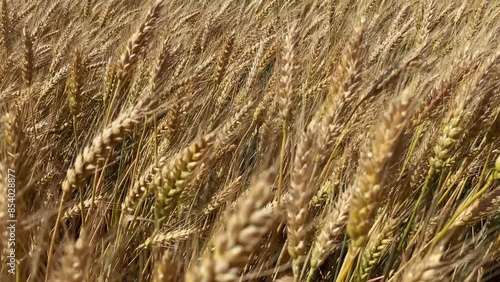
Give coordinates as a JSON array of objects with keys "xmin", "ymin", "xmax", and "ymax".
[{"xmin": 0, "ymin": 0, "xmax": 499, "ymax": 281}]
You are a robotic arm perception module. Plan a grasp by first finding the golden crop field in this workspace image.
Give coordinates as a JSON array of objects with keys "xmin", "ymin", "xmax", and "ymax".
[{"xmin": 0, "ymin": 0, "xmax": 499, "ymax": 281}]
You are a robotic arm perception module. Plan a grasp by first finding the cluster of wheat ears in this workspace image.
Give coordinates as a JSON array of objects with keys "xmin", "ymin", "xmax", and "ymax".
[{"xmin": 0, "ymin": 0, "xmax": 499, "ymax": 281}]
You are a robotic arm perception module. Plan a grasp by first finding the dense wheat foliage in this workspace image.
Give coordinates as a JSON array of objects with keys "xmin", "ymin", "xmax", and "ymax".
[{"xmin": 1, "ymin": 0, "xmax": 500, "ymax": 281}]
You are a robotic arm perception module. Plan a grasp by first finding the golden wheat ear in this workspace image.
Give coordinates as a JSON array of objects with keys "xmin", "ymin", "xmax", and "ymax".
[{"xmin": 188, "ymin": 168, "xmax": 276, "ymax": 282}]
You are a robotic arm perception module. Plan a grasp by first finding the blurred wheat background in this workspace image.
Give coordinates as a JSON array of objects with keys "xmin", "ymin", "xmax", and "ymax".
[{"xmin": 0, "ymin": 0, "xmax": 499, "ymax": 281}]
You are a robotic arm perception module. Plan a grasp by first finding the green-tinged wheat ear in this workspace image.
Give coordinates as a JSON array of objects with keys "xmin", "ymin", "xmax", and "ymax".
[
  {"xmin": 50, "ymin": 236, "xmax": 90, "ymax": 282},
  {"xmin": 67, "ymin": 50, "xmax": 83, "ymax": 117},
  {"xmin": 153, "ymin": 251, "xmax": 177, "ymax": 282},
  {"xmin": 347, "ymin": 89, "xmax": 411, "ymax": 249},
  {"xmin": 62, "ymin": 95, "xmax": 160, "ymax": 195},
  {"xmin": 429, "ymin": 105, "xmax": 465, "ymax": 172},
  {"xmin": 154, "ymin": 133, "xmax": 216, "ymax": 220},
  {"xmin": 192, "ymin": 168, "xmax": 276, "ymax": 282},
  {"xmin": 22, "ymin": 28, "xmax": 34, "ymax": 87},
  {"xmin": 355, "ymin": 220, "xmax": 395, "ymax": 282},
  {"xmin": 311, "ymin": 179, "xmax": 334, "ymax": 208},
  {"xmin": 309, "ymin": 190, "xmax": 350, "ymax": 278}
]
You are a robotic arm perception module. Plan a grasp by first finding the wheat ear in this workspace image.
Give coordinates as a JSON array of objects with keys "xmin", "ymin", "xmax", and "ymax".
[
  {"xmin": 286, "ymin": 126, "xmax": 316, "ymax": 278},
  {"xmin": 50, "ymin": 236, "xmax": 90, "ymax": 282},
  {"xmin": 62, "ymin": 95, "xmax": 159, "ymax": 195},
  {"xmin": 153, "ymin": 251, "xmax": 177, "ymax": 282},
  {"xmin": 338, "ymin": 89, "xmax": 411, "ymax": 282},
  {"xmin": 22, "ymin": 28, "xmax": 33, "ymax": 87},
  {"xmin": 308, "ymin": 190, "xmax": 350, "ymax": 281},
  {"xmin": 192, "ymin": 169, "xmax": 276, "ymax": 282},
  {"xmin": 203, "ymin": 176, "xmax": 243, "ymax": 215},
  {"xmin": 355, "ymin": 220, "xmax": 395, "ymax": 282},
  {"xmin": 115, "ymin": 0, "xmax": 164, "ymax": 84},
  {"xmin": 47, "ymin": 95, "xmax": 159, "ymax": 280},
  {"xmin": 316, "ymin": 17, "xmax": 365, "ymax": 163},
  {"xmin": 154, "ymin": 133, "xmax": 216, "ymax": 219}
]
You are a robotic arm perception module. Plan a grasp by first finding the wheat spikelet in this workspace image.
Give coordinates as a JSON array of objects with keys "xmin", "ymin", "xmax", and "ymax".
[
  {"xmin": 467, "ymin": 0, "xmax": 488, "ymax": 42},
  {"xmin": 214, "ymin": 100, "xmax": 254, "ymax": 148},
  {"xmin": 32, "ymin": 0, "xmax": 61, "ymax": 38},
  {"xmin": 311, "ymin": 179, "xmax": 334, "ymax": 208},
  {"xmin": 412, "ymin": 52, "xmax": 473, "ymax": 126},
  {"xmin": 50, "ymin": 27, "xmax": 78, "ymax": 75},
  {"xmin": 255, "ymin": 0, "xmax": 277, "ymax": 22},
  {"xmin": 455, "ymin": 157, "xmax": 500, "ymax": 225}
]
